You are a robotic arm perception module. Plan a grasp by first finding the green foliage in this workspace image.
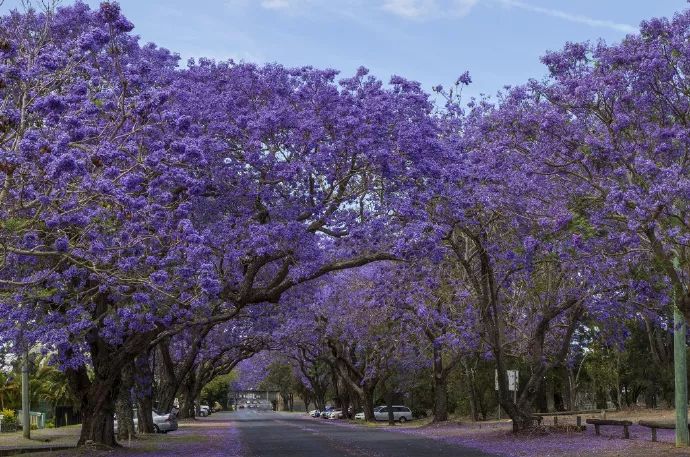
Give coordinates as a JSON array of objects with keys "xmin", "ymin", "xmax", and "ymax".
[
  {"xmin": 0, "ymin": 372, "xmax": 19, "ymax": 411},
  {"xmin": 618, "ymin": 322, "xmax": 674, "ymax": 408},
  {"xmin": 259, "ymin": 362, "xmax": 296, "ymax": 396},
  {"xmin": 0, "ymin": 408, "xmax": 17, "ymax": 425},
  {"xmin": 0, "ymin": 217, "xmax": 29, "ymax": 233},
  {"xmin": 201, "ymin": 372, "xmax": 237, "ymax": 408},
  {"xmin": 30, "ymin": 355, "xmax": 73, "ymax": 410},
  {"xmin": 584, "ymin": 343, "xmax": 619, "ymax": 390}
]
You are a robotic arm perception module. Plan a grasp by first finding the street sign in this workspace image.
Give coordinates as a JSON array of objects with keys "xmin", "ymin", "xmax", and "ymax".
[
  {"xmin": 495, "ymin": 370, "xmax": 519, "ymax": 391},
  {"xmin": 508, "ymin": 370, "xmax": 519, "ymax": 392}
]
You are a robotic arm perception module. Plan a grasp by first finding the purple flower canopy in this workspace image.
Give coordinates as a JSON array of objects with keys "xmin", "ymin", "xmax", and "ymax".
[{"xmin": 0, "ymin": 0, "xmax": 689, "ymax": 443}]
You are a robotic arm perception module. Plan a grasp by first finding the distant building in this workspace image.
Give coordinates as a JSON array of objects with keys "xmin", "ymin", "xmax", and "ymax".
[{"xmin": 227, "ymin": 389, "xmax": 307, "ymax": 412}]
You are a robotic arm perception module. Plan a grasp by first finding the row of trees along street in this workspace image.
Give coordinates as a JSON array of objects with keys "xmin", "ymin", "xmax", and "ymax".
[{"xmin": 2, "ymin": 1, "xmax": 690, "ymax": 448}]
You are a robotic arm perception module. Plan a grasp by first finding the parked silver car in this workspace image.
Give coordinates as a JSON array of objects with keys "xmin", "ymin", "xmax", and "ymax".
[
  {"xmin": 114, "ymin": 410, "xmax": 178, "ymax": 434},
  {"xmin": 373, "ymin": 406, "xmax": 413, "ymax": 422}
]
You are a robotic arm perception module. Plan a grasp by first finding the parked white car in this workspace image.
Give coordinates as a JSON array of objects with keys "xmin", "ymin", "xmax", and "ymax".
[
  {"xmin": 327, "ymin": 409, "xmax": 343, "ymax": 419},
  {"xmin": 308, "ymin": 409, "xmax": 320, "ymax": 417},
  {"xmin": 373, "ymin": 406, "xmax": 413, "ymax": 422},
  {"xmin": 354, "ymin": 411, "xmax": 365, "ymax": 420},
  {"xmin": 114, "ymin": 410, "xmax": 178, "ymax": 434},
  {"xmin": 199, "ymin": 405, "xmax": 210, "ymax": 417}
]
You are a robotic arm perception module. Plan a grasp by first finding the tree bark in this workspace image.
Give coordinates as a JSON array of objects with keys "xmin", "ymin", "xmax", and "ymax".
[
  {"xmin": 67, "ymin": 364, "xmax": 119, "ymax": 447},
  {"xmin": 154, "ymin": 329, "xmax": 211, "ymax": 414},
  {"xmin": 463, "ymin": 361, "xmax": 480, "ymax": 421},
  {"xmin": 134, "ymin": 354, "xmax": 155, "ymax": 433},
  {"xmin": 178, "ymin": 379, "xmax": 195, "ymax": 419},
  {"xmin": 433, "ymin": 376, "xmax": 449, "ymax": 422},
  {"xmin": 65, "ymin": 323, "xmax": 153, "ymax": 447},
  {"xmin": 432, "ymin": 345, "xmax": 449, "ymax": 422},
  {"xmin": 136, "ymin": 396, "xmax": 155, "ymax": 433},
  {"xmin": 115, "ymin": 362, "xmax": 136, "ymax": 441},
  {"xmin": 362, "ymin": 385, "xmax": 376, "ymax": 422}
]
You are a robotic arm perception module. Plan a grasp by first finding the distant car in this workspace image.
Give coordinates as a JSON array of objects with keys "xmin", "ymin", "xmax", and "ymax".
[
  {"xmin": 354, "ymin": 412, "xmax": 365, "ymax": 420},
  {"xmin": 320, "ymin": 406, "xmax": 334, "ymax": 418},
  {"xmin": 327, "ymin": 409, "xmax": 343, "ymax": 419},
  {"xmin": 114, "ymin": 410, "xmax": 178, "ymax": 434},
  {"xmin": 199, "ymin": 405, "xmax": 210, "ymax": 417},
  {"xmin": 309, "ymin": 409, "xmax": 320, "ymax": 417},
  {"xmin": 374, "ymin": 406, "xmax": 413, "ymax": 422}
]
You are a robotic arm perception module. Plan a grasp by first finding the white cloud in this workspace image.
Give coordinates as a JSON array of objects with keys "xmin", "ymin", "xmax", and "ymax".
[
  {"xmin": 382, "ymin": 0, "xmax": 478, "ymax": 19},
  {"xmin": 382, "ymin": 0, "xmax": 434, "ymax": 17},
  {"xmin": 261, "ymin": 0, "xmax": 292, "ymax": 9},
  {"xmin": 497, "ymin": 0, "xmax": 636, "ymax": 33}
]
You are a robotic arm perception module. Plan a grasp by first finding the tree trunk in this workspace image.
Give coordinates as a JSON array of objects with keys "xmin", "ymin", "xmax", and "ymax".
[
  {"xmin": 137, "ymin": 396, "xmax": 155, "ymax": 433},
  {"xmin": 464, "ymin": 363, "xmax": 479, "ymax": 421},
  {"xmin": 362, "ymin": 385, "xmax": 376, "ymax": 422},
  {"xmin": 115, "ymin": 363, "xmax": 136, "ymax": 441},
  {"xmin": 314, "ymin": 386, "xmax": 326, "ymax": 411},
  {"xmin": 67, "ymin": 365, "xmax": 119, "ymax": 447},
  {"xmin": 154, "ymin": 333, "xmax": 210, "ymax": 415},
  {"xmin": 62, "ymin": 293, "xmax": 159, "ymax": 447},
  {"xmin": 64, "ymin": 325, "xmax": 153, "ymax": 447},
  {"xmin": 386, "ymin": 390, "xmax": 395, "ymax": 426},
  {"xmin": 178, "ymin": 383, "xmax": 195, "ymax": 419},
  {"xmin": 155, "ymin": 383, "xmax": 178, "ymax": 417},
  {"xmin": 433, "ymin": 375, "xmax": 449, "ymax": 422},
  {"xmin": 432, "ymin": 345, "xmax": 449, "ymax": 422},
  {"xmin": 340, "ymin": 390, "xmax": 349, "ymax": 419},
  {"xmin": 154, "ymin": 341, "xmax": 180, "ymax": 415},
  {"xmin": 134, "ymin": 354, "xmax": 155, "ymax": 433},
  {"xmin": 80, "ymin": 395, "xmax": 118, "ymax": 447}
]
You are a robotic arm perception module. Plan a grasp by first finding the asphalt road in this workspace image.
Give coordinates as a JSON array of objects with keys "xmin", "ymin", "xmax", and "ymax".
[{"xmin": 230, "ymin": 409, "xmax": 494, "ymax": 457}]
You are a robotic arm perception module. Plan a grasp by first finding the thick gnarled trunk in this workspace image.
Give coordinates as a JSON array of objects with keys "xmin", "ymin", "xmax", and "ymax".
[
  {"xmin": 115, "ymin": 362, "xmax": 136, "ymax": 441},
  {"xmin": 67, "ymin": 364, "xmax": 119, "ymax": 447},
  {"xmin": 64, "ymin": 307, "xmax": 155, "ymax": 447}
]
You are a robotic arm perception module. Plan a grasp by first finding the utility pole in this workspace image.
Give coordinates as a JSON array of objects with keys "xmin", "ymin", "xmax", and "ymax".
[
  {"xmin": 21, "ymin": 347, "xmax": 30, "ymax": 439},
  {"xmin": 672, "ymin": 255, "xmax": 689, "ymax": 448},
  {"xmin": 674, "ymin": 305, "xmax": 689, "ymax": 447}
]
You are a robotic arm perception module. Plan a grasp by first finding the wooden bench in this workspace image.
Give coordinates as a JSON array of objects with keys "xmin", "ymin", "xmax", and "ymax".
[
  {"xmin": 586, "ymin": 419, "xmax": 632, "ymax": 439},
  {"xmin": 533, "ymin": 409, "xmax": 615, "ymax": 417},
  {"xmin": 533, "ymin": 413, "xmax": 586, "ymax": 428},
  {"xmin": 638, "ymin": 420, "xmax": 690, "ymax": 442}
]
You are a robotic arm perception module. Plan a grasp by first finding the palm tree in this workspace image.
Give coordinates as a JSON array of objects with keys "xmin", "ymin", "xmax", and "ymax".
[
  {"xmin": 0, "ymin": 372, "xmax": 19, "ymax": 411},
  {"xmin": 29, "ymin": 356, "xmax": 72, "ymax": 419}
]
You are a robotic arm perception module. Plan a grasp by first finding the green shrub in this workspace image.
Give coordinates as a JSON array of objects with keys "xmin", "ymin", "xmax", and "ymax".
[
  {"xmin": 0, "ymin": 409, "xmax": 16, "ymax": 424},
  {"xmin": 0, "ymin": 409, "xmax": 18, "ymax": 432}
]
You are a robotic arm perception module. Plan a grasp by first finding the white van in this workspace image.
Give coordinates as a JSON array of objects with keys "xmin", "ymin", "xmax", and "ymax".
[{"xmin": 373, "ymin": 406, "xmax": 413, "ymax": 422}]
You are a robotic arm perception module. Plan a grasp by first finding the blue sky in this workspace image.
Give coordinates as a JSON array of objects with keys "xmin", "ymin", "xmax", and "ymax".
[{"xmin": 1, "ymin": 0, "xmax": 686, "ymax": 99}]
